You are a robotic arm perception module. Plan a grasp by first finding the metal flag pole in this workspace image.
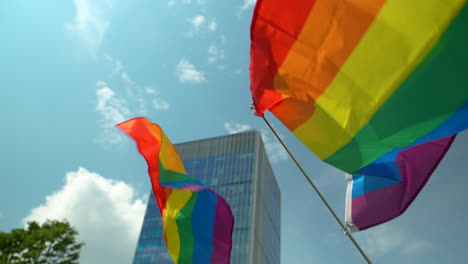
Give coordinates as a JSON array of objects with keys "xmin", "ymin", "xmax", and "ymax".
[{"xmin": 257, "ymin": 110, "xmax": 372, "ymax": 264}]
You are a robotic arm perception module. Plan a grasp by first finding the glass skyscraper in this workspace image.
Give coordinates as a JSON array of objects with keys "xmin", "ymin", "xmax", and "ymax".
[{"xmin": 133, "ymin": 130, "xmax": 281, "ymax": 264}]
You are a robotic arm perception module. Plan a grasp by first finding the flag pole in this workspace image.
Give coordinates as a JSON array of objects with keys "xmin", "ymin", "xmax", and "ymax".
[{"xmin": 258, "ymin": 111, "xmax": 372, "ymax": 264}]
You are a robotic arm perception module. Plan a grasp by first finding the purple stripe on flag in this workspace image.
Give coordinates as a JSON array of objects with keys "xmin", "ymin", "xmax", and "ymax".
[
  {"xmin": 210, "ymin": 193, "xmax": 234, "ymax": 264},
  {"xmin": 349, "ymin": 136, "xmax": 455, "ymax": 231}
]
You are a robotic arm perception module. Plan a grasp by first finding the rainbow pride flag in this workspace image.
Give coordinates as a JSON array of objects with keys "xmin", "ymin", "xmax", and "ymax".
[
  {"xmin": 250, "ymin": 0, "xmax": 468, "ymax": 231},
  {"xmin": 117, "ymin": 118, "xmax": 234, "ymax": 263}
]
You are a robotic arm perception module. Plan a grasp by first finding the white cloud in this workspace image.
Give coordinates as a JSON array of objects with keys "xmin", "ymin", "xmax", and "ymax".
[
  {"xmin": 144, "ymin": 87, "xmax": 156, "ymax": 94},
  {"xmin": 241, "ymin": 0, "xmax": 257, "ymax": 10},
  {"xmin": 104, "ymin": 55, "xmax": 127, "ymax": 80},
  {"xmin": 208, "ymin": 57, "xmax": 217, "ymax": 64},
  {"xmin": 364, "ymin": 226, "xmax": 403, "ymax": 255},
  {"xmin": 208, "ymin": 44, "xmax": 225, "ymax": 63},
  {"xmin": 168, "ymin": 0, "xmax": 176, "ymax": 6},
  {"xmin": 121, "ymin": 72, "xmax": 134, "ymax": 86},
  {"xmin": 136, "ymin": 97, "xmax": 148, "ymax": 116},
  {"xmin": 191, "ymin": 15, "xmax": 205, "ymax": 32},
  {"xmin": 260, "ymin": 129, "xmax": 288, "ymax": 163},
  {"xmin": 402, "ymin": 239, "xmax": 430, "ymax": 255},
  {"xmin": 208, "ymin": 44, "xmax": 218, "ymax": 63},
  {"xmin": 208, "ymin": 45, "xmax": 217, "ymax": 54},
  {"xmin": 238, "ymin": 0, "xmax": 257, "ymax": 17},
  {"xmin": 176, "ymin": 59, "xmax": 206, "ymax": 83},
  {"xmin": 153, "ymin": 99, "xmax": 170, "ymax": 110},
  {"xmin": 94, "ymin": 56, "xmax": 170, "ymax": 145},
  {"xmin": 209, "ymin": 36, "xmax": 227, "ymax": 65},
  {"xmin": 96, "ymin": 83, "xmax": 130, "ymax": 125},
  {"xmin": 107, "ymin": 57, "xmax": 123, "ymax": 76},
  {"xmin": 95, "ymin": 82, "xmax": 130, "ymax": 144},
  {"xmin": 363, "ymin": 225, "xmax": 430, "ymax": 256},
  {"xmin": 65, "ymin": 0, "xmax": 112, "ymax": 50},
  {"xmin": 23, "ymin": 168, "xmax": 146, "ymax": 264},
  {"xmin": 145, "ymin": 88, "xmax": 170, "ymax": 110},
  {"xmin": 224, "ymin": 121, "xmax": 251, "ymax": 134},
  {"xmin": 216, "ymin": 65, "xmax": 226, "ymax": 71},
  {"xmin": 185, "ymin": 16, "xmax": 216, "ymax": 37},
  {"xmin": 181, "ymin": 0, "xmax": 205, "ymax": 4},
  {"xmin": 104, "ymin": 55, "xmax": 135, "ymax": 96},
  {"xmin": 208, "ymin": 20, "xmax": 217, "ymax": 32},
  {"xmin": 223, "ymin": 121, "xmax": 287, "ymax": 163}
]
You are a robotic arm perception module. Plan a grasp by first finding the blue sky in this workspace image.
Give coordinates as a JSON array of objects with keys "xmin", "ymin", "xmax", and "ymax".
[{"xmin": 1, "ymin": 0, "xmax": 467, "ymax": 263}]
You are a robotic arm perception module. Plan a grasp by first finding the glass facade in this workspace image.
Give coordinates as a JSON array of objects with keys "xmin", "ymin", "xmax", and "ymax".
[{"xmin": 133, "ymin": 131, "xmax": 280, "ymax": 264}]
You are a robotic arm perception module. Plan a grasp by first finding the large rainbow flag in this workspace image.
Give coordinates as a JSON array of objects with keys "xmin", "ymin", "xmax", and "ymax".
[
  {"xmin": 118, "ymin": 118, "xmax": 234, "ymax": 263},
  {"xmin": 250, "ymin": 0, "xmax": 468, "ymax": 231}
]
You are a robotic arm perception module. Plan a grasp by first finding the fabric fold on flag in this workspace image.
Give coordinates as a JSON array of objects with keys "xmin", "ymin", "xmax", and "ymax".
[
  {"xmin": 345, "ymin": 135, "xmax": 456, "ymax": 231},
  {"xmin": 117, "ymin": 117, "xmax": 234, "ymax": 263},
  {"xmin": 250, "ymin": 0, "xmax": 468, "ymax": 231}
]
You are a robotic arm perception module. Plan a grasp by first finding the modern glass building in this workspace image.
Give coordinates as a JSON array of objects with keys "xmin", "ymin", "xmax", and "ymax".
[{"xmin": 133, "ymin": 130, "xmax": 281, "ymax": 264}]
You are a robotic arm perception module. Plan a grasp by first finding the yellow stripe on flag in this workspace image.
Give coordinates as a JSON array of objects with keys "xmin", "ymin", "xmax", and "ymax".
[
  {"xmin": 149, "ymin": 124, "xmax": 186, "ymax": 174},
  {"xmin": 163, "ymin": 189, "xmax": 193, "ymax": 262},
  {"xmin": 294, "ymin": 0, "xmax": 465, "ymax": 159}
]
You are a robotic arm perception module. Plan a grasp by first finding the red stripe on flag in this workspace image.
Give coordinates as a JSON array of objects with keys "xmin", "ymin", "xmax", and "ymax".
[{"xmin": 250, "ymin": 0, "xmax": 317, "ymax": 115}]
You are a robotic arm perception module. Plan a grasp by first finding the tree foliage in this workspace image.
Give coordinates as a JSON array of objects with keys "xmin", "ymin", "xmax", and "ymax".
[{"xmin": 0, "ymin": 220, "xmax": 84, "ymax": 264}]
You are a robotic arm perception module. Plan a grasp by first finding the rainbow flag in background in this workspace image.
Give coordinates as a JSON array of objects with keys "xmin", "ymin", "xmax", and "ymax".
[
  {"xmin": 250, "ymin": 0, "xmax": 468, "ymax": 231},
  {"xmin": 117, "ymin": 118, "xmax": 234, "ymax": 263}
]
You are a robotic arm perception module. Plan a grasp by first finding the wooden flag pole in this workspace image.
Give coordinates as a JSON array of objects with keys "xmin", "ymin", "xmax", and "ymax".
[{"xmin": 260, "ymin": 113, "xmax": 372, "ymax": 264}]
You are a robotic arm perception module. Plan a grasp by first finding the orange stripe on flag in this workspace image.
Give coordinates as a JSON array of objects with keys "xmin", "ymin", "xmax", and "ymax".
[{"xmin": 271, "ymin": 0, "xmax": 385, "ymax": 130}]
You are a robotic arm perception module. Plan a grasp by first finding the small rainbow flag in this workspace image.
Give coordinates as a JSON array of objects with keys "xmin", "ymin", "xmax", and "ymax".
[
  {"xmin": 118, "ymin": 118, "xmax": 234, "ymax": 263},
  {"xmin": 250, "ymin": 0, "xmax": 467, "ymax": 231}
]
